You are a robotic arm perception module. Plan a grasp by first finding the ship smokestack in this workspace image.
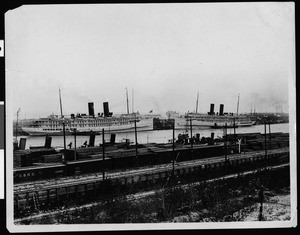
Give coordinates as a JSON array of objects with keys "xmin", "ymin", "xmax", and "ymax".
[
  {"xmin": 219, "ymin": 104, "xmax": 224, "ymax": 116},
  {"xmin": 208, "ymin": 103, "xmax": 215, "ymax": 115},
  {"xmin": 103, "ymin": 102, "xmax": 109, "ymax": 117},
  {"xmin": 88, "ymin": 102, "xmax": 95, "ymax": 117}
]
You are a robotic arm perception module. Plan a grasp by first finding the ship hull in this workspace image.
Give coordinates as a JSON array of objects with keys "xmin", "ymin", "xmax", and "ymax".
[
  {"xmin": 22, "ymin": 122, "xmax": 150, "ymax": 136},
  {"xmin": 174, "ymin": 117, "xmax": 255, "ymax": 129}
]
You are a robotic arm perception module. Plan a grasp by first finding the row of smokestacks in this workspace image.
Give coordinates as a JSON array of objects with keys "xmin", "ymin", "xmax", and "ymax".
[
  {"xmin": 71, "ymin": 102, "xmax": 113, "ymax": 118},
  {"xmin": 85, "ymin": 102, "xmax": 225, "ymax": 117},
  {"xmin": 208, "ymin": 103, "xmax": 224, "ymax": 116}
]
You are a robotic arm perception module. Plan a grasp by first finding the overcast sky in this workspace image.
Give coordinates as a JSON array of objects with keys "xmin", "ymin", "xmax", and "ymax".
[{"xmin": 6, "ymin": 3, "xmax": 294, "ymax": 119}]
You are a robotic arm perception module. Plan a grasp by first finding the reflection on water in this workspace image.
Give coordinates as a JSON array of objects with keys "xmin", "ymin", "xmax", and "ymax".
[{"xmin": 18, "ymin": 123, "xmax": 289, "ymax": 150}]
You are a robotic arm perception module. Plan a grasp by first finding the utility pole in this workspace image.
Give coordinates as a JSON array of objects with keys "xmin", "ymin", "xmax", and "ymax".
[
  {"xmin": 258, "ymin": 182, "xmax": 264, "ymax": 221},
  {"xmin": 195, "ymin": 91, "xmax": 199, "ymax": 113},
  {"xmin": 126, "ymin": 87, "xmax": 129, "ymax": 115},
  {"xmin": 59, "ymin": 88, "xmax": 66, "ymax": 154},
  {"xmin": 236, "ymin": 93, "xmax": 240, "ymax": 116},
  {"xmin": 134, "ymin": 119, "xmax": 138, "ymax": 167},
  {"xmin": 264, "ymin": 120, "xmax": 267, "ymax": 157},
  {"xmin": 172, "ymin": 121, "xmax": 175, "ymax": 179},
  {"xmin": 268, "ymin": 119, "xmax": 271, "ymax": 149},
  {"xmin": 15, "ymin": 108, "xmax": 20, "ymax": 139},
  {"xmin": 132, "ymin": 88, "xmax": 134, "ymax": 114},
  {"xmin": 14, "ymin": 108, "xmax": 21, "ymax": 150},
  {"xmin": 233, "ymin": 118, "xmax": 236, "ymax": 138},
  {"xmin": 225, "ymin": 123, "xmax": 228, "ymax": 162},
  {"xmin": 233, "ymin": 118, "xmax": 236, "ymax": 152},
  {"xmin": 74, "ymin": 129, "xmax": 77, "ymax": 160},
  {"xmin": 190, "ymin": 118, "xmax": 193, "ymax": 159},
  {"xmin": 102, "ymin": 128, "xmax": 105, "ymax": 181},
  {"xmin": 238, "ymin": 138, "xmax": 242, "ymax": 154}
]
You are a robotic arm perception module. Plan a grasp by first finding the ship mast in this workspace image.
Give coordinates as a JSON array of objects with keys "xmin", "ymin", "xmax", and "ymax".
[
  {"xmin": 236, "ymin": 93, "xmax": 240, "ymax": 116},
  {"xmin": 132, "ymin": 88, "xmax": 134, "ymax": 114},
  {"xmin": 195, "ymin": 91, "xmax": 199, "ymax": 113},
  {"xmin": 59, "ymin": 88, "xmax": 64, "ymax": 118},
  {"xmin": 126, "ymin": 87, "xmax": 129, "ymax": 115},
  {"xmin": 15, "ymin": 108, "xmax": 21, "ymax": 140}
]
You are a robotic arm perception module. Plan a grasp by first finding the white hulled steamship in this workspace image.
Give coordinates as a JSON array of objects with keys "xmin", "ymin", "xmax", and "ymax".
[
  {"xmin": 22, "ymin": 102, "xmax": 150, "ymax": 135},
  {"xmin": 167, "ymin": 103, "xmax": 255, "ymax": 129}
]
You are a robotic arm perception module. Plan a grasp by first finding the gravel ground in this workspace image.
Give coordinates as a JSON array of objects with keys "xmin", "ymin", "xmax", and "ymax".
[
  {"xmin": 170, "ymin": 191, "xmax": 291, "ymax": 223},
  {"xmin": 240, "ymin": 193, "xmax": 290, "ymax": 221}
]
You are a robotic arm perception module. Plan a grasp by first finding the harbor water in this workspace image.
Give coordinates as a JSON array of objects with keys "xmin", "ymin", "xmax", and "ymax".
[{"xmin": 17, "ymin": 123, "xmax": 289, "ymax": 150}]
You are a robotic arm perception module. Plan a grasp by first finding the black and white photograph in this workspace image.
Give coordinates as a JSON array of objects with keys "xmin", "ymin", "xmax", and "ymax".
[{"xmin": 5, "ymin": 2, "xmax": 296, "ymax": 232}]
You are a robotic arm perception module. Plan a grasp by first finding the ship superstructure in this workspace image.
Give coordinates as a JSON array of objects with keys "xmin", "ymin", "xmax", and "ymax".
[
  {"xmin": 168, "ymin": 103, "xmax": 255, "ymax": 129},
  {"xmin": 22, "ymin": 102, "xmax": 150, "ymax": 135}
]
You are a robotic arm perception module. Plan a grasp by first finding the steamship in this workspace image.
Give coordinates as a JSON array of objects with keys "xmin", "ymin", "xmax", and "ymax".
[
  {"xmin": 21, "ymin": 102, "xmax": 150, "ymax": 136},
  {"xmin": 167, "ymin": 103, "xmax": 255, "ymax": 129}
]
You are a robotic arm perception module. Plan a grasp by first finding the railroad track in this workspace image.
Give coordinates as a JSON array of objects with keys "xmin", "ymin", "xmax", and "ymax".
[
  {"xmin": 14, "ymin": 162, "xmax": 289, "ymax": 224},
  {"xmin": 14, "ymin": 147, "xmax": 289, "ymax": 194}
]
